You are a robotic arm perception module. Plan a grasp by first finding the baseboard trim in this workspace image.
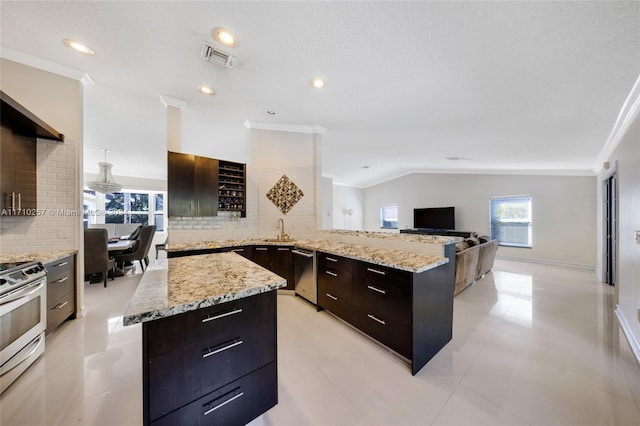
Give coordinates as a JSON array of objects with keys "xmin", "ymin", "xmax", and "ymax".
[
  {"xmin": 495, "ymin": 255, "xmax": 595, "ymax": 271},
  {"xmin": 615, "ymin": 305, "xmax": 640, "ymax": 367}
]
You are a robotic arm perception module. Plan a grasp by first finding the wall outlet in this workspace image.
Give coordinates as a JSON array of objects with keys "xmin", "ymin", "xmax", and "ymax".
[
  {"xmin": 635, "ymin": 230, "xmax": 640, "ymax": 244},
  {"xmin": 637, "ymin": 307, "xmax": 640, "ymax": 323}
]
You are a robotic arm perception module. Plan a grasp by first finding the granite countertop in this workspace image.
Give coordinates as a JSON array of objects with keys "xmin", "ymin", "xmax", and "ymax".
[
  {"xmin": 319, "ymin": 229, "xmax": 459, "ymax": 245},
  {"xmin": 0, "ymin": 249, "xmax": 78, "ymax": 265},
  {"xmin": 123, "ymin": 252, "xmax": 286, "ymax": 326},
  {"xmin": 168, "ymin": 238, "xmax": 448, "ymax": 274}
]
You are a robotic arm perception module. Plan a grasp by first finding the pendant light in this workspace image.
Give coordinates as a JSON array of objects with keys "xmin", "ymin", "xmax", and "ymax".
[{"xmin": 87, "ymin": 149, "xmax": 122, "ymax": 194}]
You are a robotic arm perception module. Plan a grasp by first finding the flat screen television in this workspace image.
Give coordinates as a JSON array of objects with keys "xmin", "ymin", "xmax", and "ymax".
[{"xmin": 413, "ymin": 207, "xmax": 455, "ymax": 230}]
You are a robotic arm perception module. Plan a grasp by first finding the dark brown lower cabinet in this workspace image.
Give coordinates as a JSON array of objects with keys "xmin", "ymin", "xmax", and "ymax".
[
  {"xmin": 316, "ymin": 251, "xmax": 455, "ymax": 375},
  {"xmin": 143, "ymin": 291, "xmax": 278, "ymax": 425}
]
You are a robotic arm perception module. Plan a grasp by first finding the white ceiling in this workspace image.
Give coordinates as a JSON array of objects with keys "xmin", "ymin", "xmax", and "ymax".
[{"xmin": 1, "ymin": 1, "xmax": 639, "ymax": 187}]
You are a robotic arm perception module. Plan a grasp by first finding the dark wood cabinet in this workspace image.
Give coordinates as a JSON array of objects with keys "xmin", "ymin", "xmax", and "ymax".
[
  {"xmin": 167, "ymin": 151, "xmax": 219, "ymax": 217},
  {"xmin": 250, "ymin": 246, "xmax": 294, "ymax": 290},
  {"xmin": 144, "ymin": 291, "xmax": 278, "ymax": 426},
  {"xmin": 1, "ymin": 126, "xmax": 36, "ymax": 212},
  {"xmin": 1, "ymin": 91, "xmax": 63, "ymax": 215},
  {"xmin": 316, "ymin": 251, "xmax": 454, "ymax": 375},
  {"xmin": 44, "ymin": 255, "xmax": 76, "ymax": 333}
]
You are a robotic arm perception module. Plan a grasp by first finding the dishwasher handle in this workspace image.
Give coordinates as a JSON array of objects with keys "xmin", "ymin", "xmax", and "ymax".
[{"xmin": 291, "ymin": 249, "xmax": 314, "ymax": 258}]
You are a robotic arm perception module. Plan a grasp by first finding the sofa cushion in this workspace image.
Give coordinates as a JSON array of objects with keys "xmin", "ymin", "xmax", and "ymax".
[
  {"xmin": 466, "ymin": 237, "xmax": 480, "ymax": 247},
  {"xmin": 455, "ymin": 241, "xmax": 470, "ymax": 252}
]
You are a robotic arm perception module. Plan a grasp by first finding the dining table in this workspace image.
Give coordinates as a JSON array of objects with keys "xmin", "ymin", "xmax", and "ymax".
[{"xmin": 107, "ymin": 239, "xmax": 136, "ymax": 277}]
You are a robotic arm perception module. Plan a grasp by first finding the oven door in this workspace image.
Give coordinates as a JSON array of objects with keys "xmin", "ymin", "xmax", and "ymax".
[{"xmin": 0, "ymin": 277, "xmax": 47, "ymax": 367}]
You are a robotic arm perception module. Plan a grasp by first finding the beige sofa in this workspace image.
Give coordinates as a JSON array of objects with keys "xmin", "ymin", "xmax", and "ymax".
[{"xmin": 454, "ymin": 236, "xmax": 498, "ymax": 295}]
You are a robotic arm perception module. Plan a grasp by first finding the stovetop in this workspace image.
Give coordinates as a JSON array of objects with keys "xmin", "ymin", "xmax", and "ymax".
[
  {"xmin": 0, "ymin": 261, "xmax": 46, "ymax": 296},
  {"xmin": 0, "ymin": 261, "xmax": 35, "ymax": 273}
]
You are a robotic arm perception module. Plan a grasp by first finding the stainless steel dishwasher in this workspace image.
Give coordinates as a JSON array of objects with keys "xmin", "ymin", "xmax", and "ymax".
[{"xmin": 292, "ymin": 248, "xmax": 316, "ymax": 304}]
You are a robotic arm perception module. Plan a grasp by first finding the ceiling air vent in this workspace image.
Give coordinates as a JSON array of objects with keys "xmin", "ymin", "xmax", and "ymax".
[{"xmin": 200, "ymin": 41, "xmax": 235, "ymax": 69}]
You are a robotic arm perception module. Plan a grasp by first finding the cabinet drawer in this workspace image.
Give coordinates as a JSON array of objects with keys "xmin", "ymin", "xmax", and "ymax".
[
  {"xmin": 46, "ymin": 291, "xmax": 74, "ymax": 332},
  {"xmin": 151, "ymin": 362, "xmax": 277, "ymax": 426},
  {"xmin": 317, "ymin": 252, "xmax": 353, "ymax": 273},
  {"xmin": 148, "ymin": 316, "xmax": 275, "ymax": 421},
  {"xmin": 356, "ymin": 261, "xmax": 411, "ymax": 285},
  {"xmin": 47, "ymin": 269, "xmax": 74, "ymax": 304},
  {"xmin": 317, "ymin": 265, "xmax": 351, "ymax": 299},
  {"xmin": 355, "ymin": 307, "xmax": 412, "ymax": 359},
  {"xmin": 147, "ymin": 292, "xmax": 274, "ymax": 357},
  {"xmin": 317, "ymin": 277, "xmax": 351, "ymax": 322},
  {"xmin": 45, "ymin": 256, "xmax": 74, "ymax": 282}
]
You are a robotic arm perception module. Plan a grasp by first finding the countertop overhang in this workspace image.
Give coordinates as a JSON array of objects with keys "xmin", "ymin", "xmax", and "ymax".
[{"xmin": 123, "ymin": 252, "xmax": 286, "ymax": 326}]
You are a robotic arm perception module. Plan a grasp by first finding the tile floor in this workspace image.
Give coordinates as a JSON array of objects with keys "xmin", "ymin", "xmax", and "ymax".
[{"xmin": 1, "ymin": 259, "xmax": 639, "ymax": 425}]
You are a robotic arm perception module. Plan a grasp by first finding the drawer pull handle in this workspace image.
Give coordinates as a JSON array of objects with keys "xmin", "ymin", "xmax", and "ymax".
[
  {"xmin": 367, "ymin": 267, "xmax": 386, "ymax": 276},
  {"xmin": 231, "ymin": 248, "xmax": 244, "ymax": 252},
  {"xmin": 256, "ymin": 247, "xmax": 268, "ymax": 251},
  {"xmin": 325, "ymin": 293, "xmax": 338, "ymax": 301},
  {"xmin": 202, "ymin": 308, "xmax": 243, "ymax": 323},
  {"xmin": 203, "ymin": 388, "xmax": 244, "ymax": 416},
  {"xmin": 326, "ymin": 257, "xmax": 338, "ymax": 262},
  {"xmin": 55, "ymin": 301, "xmax": 69, "ymax": 310},
  {"xmin": 368, "ymin": 314, "xmax": 386, "ymax": 325},
  {"xmin": 202, "ymin": 338, "xmax": 243, "ymax": 359},
  {"xmin": 367, "ymin": 285, "xmax": 386, "ymax": 295},
  {"xmin": 54, "ymin": 261, "xmax": 69, "ymax": 267},
  {"xmin": 325, "ymin": 271, "xmax": 338, "ymax": 277},
  {"xmin": 277, "ymin": 248, "xmax": 290, "ymax": 251},
  {"xmin": 54, "ymin": 277, "xmax": 69, "ymax": 284}
]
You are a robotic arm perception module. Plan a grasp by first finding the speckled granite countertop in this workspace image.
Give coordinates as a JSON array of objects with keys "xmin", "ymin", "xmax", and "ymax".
[
  {"xmin": 168, "ymin": 238, "xmax": 448, "ymax": 274},
  {"xmin": 123, "ymin": 252, "xmax": 286, "ymax": 326},
  {"xmin": 0, "ymin": 250, "xmax": 78, "ymax": 265},
  {"xmin": 319, "ymin": 230, "xmax": 459, "ymax": 245}
]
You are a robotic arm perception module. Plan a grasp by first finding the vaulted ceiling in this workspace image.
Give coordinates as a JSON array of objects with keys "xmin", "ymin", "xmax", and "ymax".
[{"xmin": 2, "ymin": 1, "xmax": 639, "ymax": 187}]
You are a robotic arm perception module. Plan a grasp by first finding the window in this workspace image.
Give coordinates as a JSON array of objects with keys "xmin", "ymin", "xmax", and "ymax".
[
  {"xmin": 84, "ymin": 189, "xmax": 165, "ymax": 232},
  {"xmin": 490, "ymin": 196, "xmax": 532, "ymax": 247},
  {"xmin": 380, "ymin": 205, "xmax": 398, "ymax": 229}
]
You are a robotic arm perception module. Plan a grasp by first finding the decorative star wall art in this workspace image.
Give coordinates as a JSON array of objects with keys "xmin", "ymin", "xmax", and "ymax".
[{"xmin": 266, "ymin": 175, "xmax": 304, "ymax": 215}]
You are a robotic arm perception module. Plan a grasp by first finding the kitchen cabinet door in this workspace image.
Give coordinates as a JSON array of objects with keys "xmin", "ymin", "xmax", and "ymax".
[
  {"xmin": 270, "ymin": 246, "xmax": 294, "ymax": 290},
  {"xmin": 194, "ymin": 156, "xmax": 218, "ymax": 217},
  {"xmin": 1, "ymin": 125, "xmax": 37, "ymax": 212},
  {"xmin": 168, "ymin": 152, "xmax": 195, "ymax": 217}
]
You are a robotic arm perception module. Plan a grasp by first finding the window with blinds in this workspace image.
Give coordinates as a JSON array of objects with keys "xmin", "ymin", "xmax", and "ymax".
[
  {"xmin": 380, "ymin": 204, "xmax": 398, "ymax": 229},
  {"xmin": 490, "ymin": 196, "xmax": 532, "ymax": 248}
]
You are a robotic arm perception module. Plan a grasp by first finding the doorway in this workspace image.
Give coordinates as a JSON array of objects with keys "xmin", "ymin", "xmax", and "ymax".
[{"xmin": 603, "ymin": 169, "xmax": 617, "ymax": 286}]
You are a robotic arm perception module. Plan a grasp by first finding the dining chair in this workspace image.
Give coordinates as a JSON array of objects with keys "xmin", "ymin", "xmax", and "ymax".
[
  {"xmin": 84, "ymin": 228, "xmax": 116, "ymax": 287},
  {"xmin": 114, "ymin": 225, "xmax": 156, "ymax": 273}
]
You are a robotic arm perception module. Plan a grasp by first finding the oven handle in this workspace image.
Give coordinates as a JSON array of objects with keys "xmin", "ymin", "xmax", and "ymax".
[
  {"xmin": 0, "ymin": 332, "xmax": 44, "ymax": 376},
  {"xmin": 0, "ymin": 278, "xmax": 46, "ymax": 305}
]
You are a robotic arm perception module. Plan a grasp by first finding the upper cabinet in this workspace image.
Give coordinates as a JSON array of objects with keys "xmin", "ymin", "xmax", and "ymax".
[
  {"xmin": 168, "ymin": 152, "xmax": 247, "ymax": 218},
  {"xmin": 167, "ymin": 151, "xmax": 219, "ymax": 217},
  {"xmin": 1, "ymin": 91, "xmax": 64, "ymax": 214}
]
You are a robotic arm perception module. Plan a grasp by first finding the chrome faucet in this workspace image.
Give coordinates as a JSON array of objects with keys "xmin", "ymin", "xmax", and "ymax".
[{"xmin": 276, "ymin": 218, "xmax": 289, "ymax": 241}]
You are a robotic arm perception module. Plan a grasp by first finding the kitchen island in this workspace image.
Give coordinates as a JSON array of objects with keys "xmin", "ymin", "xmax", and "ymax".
[{"xmin": 123, "ymin": 252, "xmax": 286, "ymax": 426}]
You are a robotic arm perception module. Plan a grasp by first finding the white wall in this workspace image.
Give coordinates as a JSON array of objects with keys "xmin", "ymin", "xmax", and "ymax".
[
  {"xmin": 333, "ymin": 184, "xmax": 364, "ymax": 230},
  {"xmin": 599, "ymin": 108, "xmax": 640, "ymax": 360},
  {"xmin": 363, "ymin": 173, "xmax": 596, "ymax": 267}
]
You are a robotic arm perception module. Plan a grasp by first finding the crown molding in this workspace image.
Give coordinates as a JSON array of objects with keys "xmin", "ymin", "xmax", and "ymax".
[
  {"xmin": 244, "ymin": 120, "xmax": 327, "ymax": 134},
  {"xmin": 159, "ymin": 95, "xmax": 187, "ymax": 110},
  {"xmin": 0, "ymin": 47, "xmax": 92, "ymax": 83},
  {"xmin": 593, "ymin": 73, "xmax": 640, "ymax": 174}
]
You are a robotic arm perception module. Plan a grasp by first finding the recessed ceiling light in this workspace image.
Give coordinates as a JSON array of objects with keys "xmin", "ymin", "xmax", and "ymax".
[
  {"xmin": 213, "ymin": 28, "xmax": 237, "ymax": 47},
  {"xmin": 198, "ymin": 85, "xmax": 215, "ymax": 95},
  {"xmin": 361, "ymin": 165, "xmax": 370, "ymax": 169},
  {"xmin": 311, "ymin": 79, "xmax": 325, "ymax": 89},
  {"xmin": 266, "ymin": 110, "xmax": 276, "ymax": 115},
  {"xmin": 63, "ymin": 39, "xmax": 94, "ymax": 55}
]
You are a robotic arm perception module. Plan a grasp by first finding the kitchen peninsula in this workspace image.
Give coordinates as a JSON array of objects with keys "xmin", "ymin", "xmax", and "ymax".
[
  {"xmin": 164, "ymin": 232, "xmax": 458, "ymax": 375},
  {"xmin": 123, "ymin": 252, "xmax": 286, "ymax": 426}
]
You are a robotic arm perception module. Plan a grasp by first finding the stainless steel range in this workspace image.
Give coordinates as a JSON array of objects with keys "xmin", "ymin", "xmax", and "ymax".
[{"xmin": 0, "ymin": 261, "xmax": 47, "ymax": 394}]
